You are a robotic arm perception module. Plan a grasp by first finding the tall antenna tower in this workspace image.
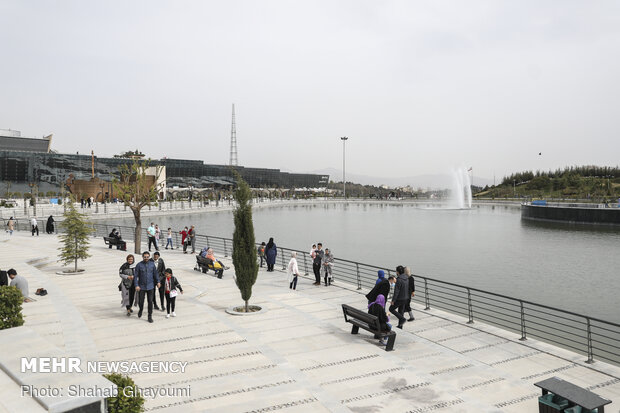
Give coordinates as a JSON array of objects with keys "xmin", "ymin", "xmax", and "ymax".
[{"xmin": 229, "ymin": 104, "xmax": 238, "ymax": 166}]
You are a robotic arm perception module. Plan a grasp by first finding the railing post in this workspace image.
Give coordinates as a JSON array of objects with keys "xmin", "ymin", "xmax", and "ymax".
[
  {"xmin": 356, "ymin": 263, "xmax": 361, "ymax": 290},
  {"xmin": 586, "ymin": 318, "xmax": 594, "ymax": 364},
  {"xmin": 303, "ymin": 253, "xmax": 308, "ymax": 275},
  {"xmin": 467, "ymin": 288, "xmax": 474, "ymax": 324},
  {"xmin": 424, "ymin": 279, "xmax": 430, "ymax": 310},
  {"xmin": 281, "ymin": 248, "xmax": 286, "ymax": 270},
  {"xmin": 223, "ymin": 239, "xmax": 228, "ymax": 257},
  {"xmin": 519, "ymin": 300, "xmax": 527, "ymax": 341},
  {"xmin": 206, "ymin": 236, "xmax": 210, "ymax": 248}
]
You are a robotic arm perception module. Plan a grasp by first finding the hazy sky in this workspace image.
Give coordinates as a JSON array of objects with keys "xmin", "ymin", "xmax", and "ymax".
[{"xmin": 1, "ymin": 1, "xmax": 619, "ymax": 182}]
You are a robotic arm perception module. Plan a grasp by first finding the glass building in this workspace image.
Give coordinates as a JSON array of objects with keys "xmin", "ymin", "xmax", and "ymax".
[{"xmin": 0, "ymin": 134, "xmax": 329, "ymax": 196}]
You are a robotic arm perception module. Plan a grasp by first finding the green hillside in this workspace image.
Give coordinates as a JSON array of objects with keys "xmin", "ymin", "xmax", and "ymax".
[{"xmin": 475, "ymin": 166, "xmax": 620, "ymax": 201}]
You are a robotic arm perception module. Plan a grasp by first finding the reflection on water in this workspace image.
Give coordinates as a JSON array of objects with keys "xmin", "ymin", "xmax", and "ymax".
[{"xmin": 105, "ymin": 202, "xmax": 620, "ymax": 322}]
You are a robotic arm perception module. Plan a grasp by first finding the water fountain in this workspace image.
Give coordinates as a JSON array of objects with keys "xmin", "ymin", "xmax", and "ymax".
[{"xmin": 449, "ymin": 167, "xmax": 472, "ymax": 209}]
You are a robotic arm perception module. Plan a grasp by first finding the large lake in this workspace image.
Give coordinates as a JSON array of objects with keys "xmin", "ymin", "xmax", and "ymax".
[{"xmin": 106, "ymin": 202, "xmax": 620, "ymax": 322}]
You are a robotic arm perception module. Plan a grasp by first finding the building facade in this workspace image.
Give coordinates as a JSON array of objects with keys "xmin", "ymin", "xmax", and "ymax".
[{"xmin": 0, "ymin": 133, "xmax": 328, "ymax": 198}]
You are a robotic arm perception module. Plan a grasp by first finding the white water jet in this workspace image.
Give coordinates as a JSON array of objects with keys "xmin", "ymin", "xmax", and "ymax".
[{"xmin": 450, "ymin": 167, "xmax": 472, "ymax": 209}]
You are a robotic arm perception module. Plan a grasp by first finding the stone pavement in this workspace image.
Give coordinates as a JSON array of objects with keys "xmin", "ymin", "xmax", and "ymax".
[{"xmin": 0, "ymin": 231, "xmax": 619, "ymax": 412}]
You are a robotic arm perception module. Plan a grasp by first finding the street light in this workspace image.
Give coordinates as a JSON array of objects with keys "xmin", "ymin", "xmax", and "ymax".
[{"xmin": 340, "ymin": 136, "xmax": 348, "ymax": 199}]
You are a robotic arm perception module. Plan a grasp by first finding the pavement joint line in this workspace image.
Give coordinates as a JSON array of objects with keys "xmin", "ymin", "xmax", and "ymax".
[
  {"xmin": 22, "ymin": 261, "xmax": 100, "ymax": 360},
  {"xmin": 181, "ymin": 277, "xmax": 353, "ymax": 413}
]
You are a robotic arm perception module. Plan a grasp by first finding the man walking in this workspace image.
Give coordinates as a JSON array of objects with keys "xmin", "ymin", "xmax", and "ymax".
[
  {"xmin": 188, "ymin": 225, "xmax": 196, "ymax": 254},
  {"xmin": 31, "ymin": 217, "xmax": 39, "ymax": 236},
  {"xmin": 153, "ymin": 252, "xmax": 166, "ymax": 311},
  {"xmin": 312, "ymin": 243, "xmax": 324, "ymax": 285},
  {"xmin": 134, "ymin": 251, "xmax": 160, "ymax": 323},
  {"xmin": 147, "ymin": 223, "xmax": 158, "ymax": 252},
  {"xmin": 389, "ymin": 265, "xmax": 409, "ymax": 329}
]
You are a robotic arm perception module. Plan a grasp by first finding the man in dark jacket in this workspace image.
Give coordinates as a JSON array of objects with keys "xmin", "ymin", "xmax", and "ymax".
[
  {"xmin": 389, "ymin": 265, "xmax": 409, "ymax": 329},
  {"xmin": 366, "ymin": 275, "xmax": 395, "ymax": 304},
  {"xmin": 153, "ymin": 252, "xmax": 166, "ymax": 311},
  {"xmin": 405, "ymin": 267, "xmax": 415, "ymax": 321},
  {"xmin": 312, "ymin": 243, "xmax": 324, "ymax": 285},
  {"xmin": 134, "ymin": 251, "xmax": 160, "ymax": 323}
]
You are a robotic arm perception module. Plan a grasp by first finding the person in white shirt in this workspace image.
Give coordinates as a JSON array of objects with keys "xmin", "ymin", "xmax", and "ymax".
[
  {"xmin": 287, "ymin": 252, "xmax": 301, "ymax": 290},
  {"xmin": 31, "ymin": 218, "xmax": 39, "ymax": 236}
]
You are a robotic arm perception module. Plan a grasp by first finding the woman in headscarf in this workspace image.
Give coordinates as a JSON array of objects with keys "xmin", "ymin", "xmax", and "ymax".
[
  {"xmin": 119, "ymin": 254, "xmax": 136, "ymax": 317},
  {"xmin": 375, "ymin": 270, "xmax": 385, "ymax": 285},
  {"xmin": 265, "ymin": 237, "xmax": 277, "ymax": 272},
  {"xmin": 6, "ymin": 217, "xmax": 14, "ymax": 236},
  {"xmin": 323, "ymin": 248, "xmax": 334, "ymax": 286},
  {"xmin": 287, "ymin": 251, "xmax": 300, "ymax": 290},
  {"xmin": 368, "ymin": 294, "xmax": 391, "ymax": 346},
  {"xmin": 46, "ymin": 215, "xmax": 55, "ymax": 234}
]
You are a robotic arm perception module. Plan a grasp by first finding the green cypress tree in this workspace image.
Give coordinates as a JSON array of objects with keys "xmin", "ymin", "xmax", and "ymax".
[
  {"xmin": 58, "ymin": 197, "xmax": 94, "ymax": 272},
  {"xmin": 232, "ymin": 173, "xmax": 259, "ymax": 312}
]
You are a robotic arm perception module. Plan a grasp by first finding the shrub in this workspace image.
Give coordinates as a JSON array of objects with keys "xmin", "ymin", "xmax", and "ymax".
[
  {"xmin": 0, "ymin": 286, "xmax": 25, "ymax": 330},
  {"xmin": 103, "ymin": 373, "xmax": 145, "ymax": 413}
]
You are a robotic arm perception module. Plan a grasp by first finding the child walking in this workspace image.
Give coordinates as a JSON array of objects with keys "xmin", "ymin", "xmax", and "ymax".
[
  {"xmin": 165, "ymin": 228, "xmax": 174, "ymax": 249},
  {"xmin": 164, "ymin": 268, "xmax": 183, "ymax": 318}
]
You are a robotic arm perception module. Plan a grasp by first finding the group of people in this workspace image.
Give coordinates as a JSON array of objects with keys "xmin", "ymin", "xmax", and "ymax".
[
  {"xmin": 282, "ymin": 243, "xmax": 335, "ymax": 290},
  {"xmin": 365, "ymin": 266, "xmax": 415, "ymax": 345},
  {"xmin": 107, "ymin": 228, "xmax": 127, "ymax": 251},
  {"xmin": 310, "ymin": 243, "xmax": 334, "ymax": 286},
  {"xmin": 118, "ymin": 251, "xmax": 183, "ymax": 322},
  {"xmin": 178, "ymin": 225, "xmax": 197, "ymax": 254},
  {"xmin": 144, "ymin": 223, "xmax": 196, "ymax": 254},
  {"xmin": 258, "ymin": 238, "xmax": 278, "ymax": 271},
  {"xmin": 25, "ymin": 216, "xmax": 55, "ymax": 236}
]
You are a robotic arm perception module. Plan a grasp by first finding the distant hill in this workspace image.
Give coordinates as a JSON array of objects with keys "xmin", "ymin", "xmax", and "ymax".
[{"xmin": 307, "ymin": 167, "xmax": 494, "ymax": 190}]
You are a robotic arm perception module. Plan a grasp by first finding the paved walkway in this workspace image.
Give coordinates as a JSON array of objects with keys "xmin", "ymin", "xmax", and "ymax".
[{"xmin": 0, "ymin": 231, "xmax": 619, "ymax": 412}]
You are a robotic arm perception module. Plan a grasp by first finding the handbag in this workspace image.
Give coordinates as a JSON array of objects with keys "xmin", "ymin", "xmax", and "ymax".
[{"xmin": 169, "ymin": 289, "xmax": 178, "ymax": 298}]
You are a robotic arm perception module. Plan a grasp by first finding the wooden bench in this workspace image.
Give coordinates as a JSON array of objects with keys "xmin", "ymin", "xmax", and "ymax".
[
  {"xmin": 341, "ymin": 304, "xmax": 396, "ymax": 351},
  {"xmin": 535, "ymin": 376, "xmax": 612, "ymax": 413},
  {"xmin": 103, "ymin": 236, "xmax": 126, "ymax": 250},
  {"xmin": 194, "ymin": 255, "xmax": 224, "ymax": 278}
]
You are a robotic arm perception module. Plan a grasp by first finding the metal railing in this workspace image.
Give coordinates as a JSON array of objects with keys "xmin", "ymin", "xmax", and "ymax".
[{"xmin": 7, "ymin": 218, "xmax": 619, "ymax": 367}]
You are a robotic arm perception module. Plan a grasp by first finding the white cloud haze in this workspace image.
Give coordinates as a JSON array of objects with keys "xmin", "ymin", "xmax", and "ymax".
[{"xmin": 1, "ymin": 0, "xmax": 619, "ymax": 182}]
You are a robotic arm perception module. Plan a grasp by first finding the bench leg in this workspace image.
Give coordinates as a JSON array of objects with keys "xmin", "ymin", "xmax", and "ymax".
[
  {"xmin": 351, "ymin": 325, "xmax": 359, "ymax": 335},
  {"xmin": 385, "ymin": 334, "xmax": 395, "ymax": 351}
]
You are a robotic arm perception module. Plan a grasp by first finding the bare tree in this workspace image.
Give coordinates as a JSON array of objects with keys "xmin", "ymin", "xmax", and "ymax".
[{"xmin": 113, "ymin": 160, "xmax": 162, "ymax": 254}]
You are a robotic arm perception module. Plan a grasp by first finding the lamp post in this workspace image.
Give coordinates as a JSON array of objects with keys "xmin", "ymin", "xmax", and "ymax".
[
  {"xmin": 100, "ymin": 183, "xmax": 105, "ymax": 213},
  {"xmin": 340, "ymin": 136, "xmax": 348, "ymax": 199}
]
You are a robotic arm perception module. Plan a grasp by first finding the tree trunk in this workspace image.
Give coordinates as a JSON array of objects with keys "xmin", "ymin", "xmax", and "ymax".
[
  {"xmin": 245, "ymin": 300, "xmax": 248, "ymax": 313},
  {"xmin": 74, "ymin": 236, "xmax": 78, "ymax": 273},
  {"xmin": 133, "ymin": 208, "xmax": 142, "ymax": 254}
]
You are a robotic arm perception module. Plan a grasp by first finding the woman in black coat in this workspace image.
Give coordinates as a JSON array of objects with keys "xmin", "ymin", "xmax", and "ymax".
[
  {"xmin": 46, "ymin": 216, "xmax": 55, "ymax": 234},
  {"xmin": 265, "ymin": 238, "xmax": 277, "ymax": 272},
  {"xmin": 368, "ymin": 294, "xmax": 391, "ymax": 346}
]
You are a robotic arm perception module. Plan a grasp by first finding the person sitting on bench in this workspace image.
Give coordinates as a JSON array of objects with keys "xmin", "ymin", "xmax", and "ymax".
[
  {"xmin": 108, "ymin": 228, "xmax": 127, "ymax": 251},
  {"xmin": 205, "ymin": 248, "xmax": 229, "ymax": 271},
  {"xmin": 368, "ymin": 294, "xmax": 391, "ymax": 346}
]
